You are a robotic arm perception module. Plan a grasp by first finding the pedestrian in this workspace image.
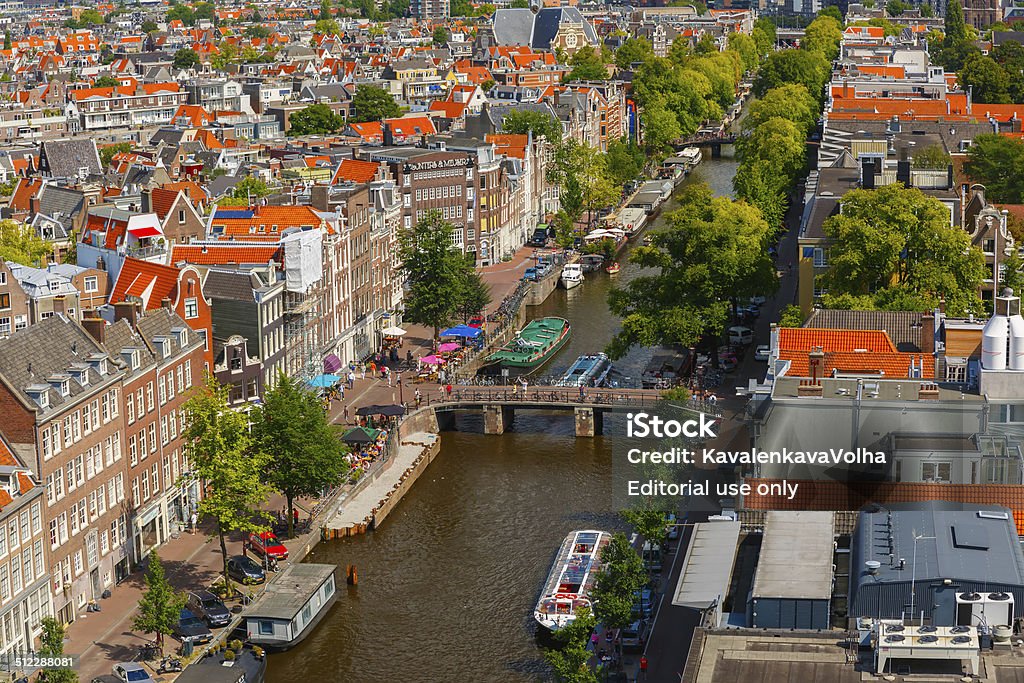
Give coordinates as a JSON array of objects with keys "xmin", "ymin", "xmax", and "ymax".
[
  {"xmin": 445, "ymin": 383, "xmax": 453, "ymax": 397},
  {"xmin": 348, "ymin": 371, "xmax": 355, "ymax": 389},
  {"xmin": 387, "ymin": 370, "xmax": 393, "ymax": 387},
  {"xmin": 522, "ymin": 377, "xmax": 529, "ymax": 395},
  {"xmin": 579, "ymin": 385, "xmax": 585, "ymax": 401},
  {"xmin": 190, "ymin": 511, "xmax": 197, "ymax": 534},
  {"xmin": 640, "ymin": 655, "xmax": 648, "ymax": 677},
  {"xmin": 406, "ymin": 349, "xmax": 413, "ymax": 363},
  {"xmin": 293, "ymin": 508, "xmax": 299, "ymax": 527},
  {"xmin": 343, "ymin": 405, "xmax": 350, "ymax": 422},
  {"xmin": 590, "ymin": 633, "xmax": 599, "ymax": 650},
  {"xmin": 396, "ymin": 373, "xmax": 402, "ymax": 387},
  {"xmin": 414, "ymin": 388, "xmax": 422, "ymax": 407}
]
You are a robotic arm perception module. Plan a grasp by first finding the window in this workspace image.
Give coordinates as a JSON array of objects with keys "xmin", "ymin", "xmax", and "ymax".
[
  {"xmin": 31, "ymin": 502, "xmax": 40, "ymax": 535},
  {"xmin": 166, "ymin": 373, "xmax": 175, "ymax": 400},
  {"xmin": 100, "ymin": 530, "xmax": 109, "ymax": 555},
  {"xmin": 129, "ymin": 434, "xmax": 138, "ymax": 466},
  {"xmin": 158, "ymin": 375, "xmax": 166, "ymax": 404},
  {"xmin": 184, "ymin": 297, "xmax": 198, "ymax": 319},
  {"xmin": 178, "ymin": 209, "xmax": 186, "ymax": 224},
  {"xmin": 149, "ymin": 423, "xmax": 156, "ymax": 453},
  {"xmin": 83, "ymin": 276, "xmax": 98, "ymax": 293},
  {"xmin": 0, "ymin": 317, "xmax": 9, "ymax": 336},
  {"xmin": 132, "ymin": 478, "xmax": 140, "ymax": 507},
  {"xmin": 813, "ymin": 248, "xmax": 827, "ymax": 268},
  {"xmin": 72, "ymin": 551, "xmax": 82, "ymax": 577},
  {"xmin": 0, "ymin": 293, "xmax": 9, "ymax": 311},
  {"xmin": 259, "ymin": 620, "xmax": 274, "ymax": 635},
  {"xmin": 922, "ymin": 461, "xmax": 952, "ymax": 483},
  {"xmin": 984, "ymin": 239, "xmax": 996, "ymax": 254},
  {"xmin": 49, "ymin": 520, "xmax": 58, "ymax": 549}
]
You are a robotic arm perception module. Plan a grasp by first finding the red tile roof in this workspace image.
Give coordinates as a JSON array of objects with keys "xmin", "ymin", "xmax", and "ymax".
[
  {"xmin": 332, "ymin": 158, "xmax": 379, "ymax": 184},
  {"xmin": 745, "ymin": 478, "xmax": 1024, "ymax": 535},
  {"xmin": 110, "ymin": 257, "xmax": 182, "ymax": 310},
  {"xmin": 779, "ymin": 328, "xmax": 934, "ymax": 379},
  {"xmin": 171, "ymin": 244, "xmax": 281, "ymax": 265},
  {"xmin": 149, "ymin": 187, "xmax": 179, "ymax": 220},
  {"xmin": 779, "ymin": 328, "xmax": 897, "ymax": 353}
]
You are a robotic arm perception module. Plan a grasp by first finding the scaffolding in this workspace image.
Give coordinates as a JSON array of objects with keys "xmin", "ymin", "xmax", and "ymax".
[{"xmin": 281, "ymin": 229, "xmax": 326, "ymax": 384}]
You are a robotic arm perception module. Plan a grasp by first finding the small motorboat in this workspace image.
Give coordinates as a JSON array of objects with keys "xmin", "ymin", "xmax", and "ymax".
[{"xmin": 605, "ymin": 262, "xmax": 620, "ymax": 275}]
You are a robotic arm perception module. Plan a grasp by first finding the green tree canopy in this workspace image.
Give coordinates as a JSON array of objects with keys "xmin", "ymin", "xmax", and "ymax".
[
  {"xmin": 591, "ymin": 532, "xmax": 647, "ymax": 645},
  {"xmin": 737, "ymin": 116, "xmax": 807, "ymax": 182},
  {"xmin": 455, "ymin": 270, "xmax": 492, "ymax": 323},
  {"xmin": 607, "ymin": 183, "xmax": 778, "ymax": 358},
  {"xmin": 565, "ymin": 45, "xmax": 607, "ymax": 81},
  {"xmin": 605, "ymin": 138, "xmax": 645, "ymax": 187},
  {"xmin": 959, "ymin": 53, "xmax": 1012, "ymax": 103},
  {"xmin": 432, "ymin": 26, "xmax": 449, "ymax": 45},
  {"xmin": 727, "ymin": 31, "xmax": 759, "ymax": 71},
  {"xmin": 141, "ymin": 20, "xmax": 158, "ymax": 32},
  {"xmin": 253, "ymin": 374, "xmax": 348, "ymax": 537},
  {"xmin": 543, "ymin": 606, "xmax": 600, "ymax": 683},
  {"xmin": 314, "ymin": 18, "xmax": 340, "ymax": 35},
  {"xmin": 166, "ymin": 4, "xmax": 195, "ymax": 25},
  {"xmin": 615, "ymin": 37, "xmax": 655, "ymax": 70},
  {"xmin": 94, "ymin": 75, "xmax": 120, "ymax": 88},
  {"xmin": 184, "ymin": 375, "xmax": 273, "ymax": 588},
  {"xmin": 802, "ymin": 16, "xmax": 843, "ymax": 59},
  {"xmin": 173, "ymin": 47, "xmax": 200, "ymax": 69},
  {"xmin": 37, "ymin": 617, "xmax": 76, "ymax": 683},
  {"xmin": 288, "ymin": 102, "xmax": 344, "ymax": 136},
  {"xmin": 398, "ymin": 212, "xmax": 474, "ymax": 337},
  {"xmin": 132, "ymin": 553, "xmax": 185, "ymax": 652},
  {"xmin": 0, "ymin": 219, "xmax": 50, "ymax": 266},
  {"xmin": 754, "ymin": 48, "xmax": 830, "ymax": 98},
  {"xmin": 911, "ymin": 144, "xmax": 952, "ymax": 170},
  {"xmin": 822, "ymin": 183, "xmax": 987, "ymax": 316},
  {"xmin": 501, "ymin": 109, "xmax": 561, "ymax": 141},
  {"xmin": 945, "ymin": 0, "xmax": 968, "ymax": 45},
  {"xmin": 742, "ymin": 83, "xmax": 818, "ymax": 136},
  {"xmin": 820, "ymin": 4, "xmax": 843, "ymax": 21},
  {"xmin": 964, "ymin": 133, "xmax": 1024, "ymax": 202},
  {"xmin": 350, "ymin": 84, "xmax": 400, "ymax": 122},
  {"xmin": 100, "ymin": 141, "xmax": 132, "ymax": 167}
]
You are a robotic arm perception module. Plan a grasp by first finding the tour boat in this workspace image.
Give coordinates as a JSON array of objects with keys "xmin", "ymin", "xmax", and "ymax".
[
  {"xmin": 534, "ymin": 530, "xmax": 611, "ymax": 631},
  {"xmin": 486, "ymin": 317, "xmax": 571, "ymax": 369},
  {"xmin": 679, "ymin": 146, "xmax": 703, "ymax": 168},
  {"xmin": 605, "ymin": 262, "xmax": 620, "ymax": 275},
  {"xmin": 561, "ymin": 263, "xmax": 584, "ymax": 289},
  {"xmin": 556, "ymin": 353, "xmax": 613, "ymax": 388}
]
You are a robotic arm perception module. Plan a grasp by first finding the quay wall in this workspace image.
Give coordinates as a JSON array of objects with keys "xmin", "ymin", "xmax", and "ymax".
[{"xmin": 371, "ymin": 434, "xmax": 440, "ymax": 529}]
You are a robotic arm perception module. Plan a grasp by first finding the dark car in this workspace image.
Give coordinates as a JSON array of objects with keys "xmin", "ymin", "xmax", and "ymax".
[
  {"xmin": 227, "ymin": 554, "xmax": 266, "ymax": 584},
  {"xmin": 527, "ymin": 228, "xmax": 548, "ymax": 247},
  {"xmin": 187, "ymin": 590, "xmax": 231, "ymax": 628},
  {"xmin": 521, "ymin": 267, "xmax": 538, "ymax": 281},
  {"xmin": 173, "ymin": 609, "xmax": 213, "ymax": 645}
]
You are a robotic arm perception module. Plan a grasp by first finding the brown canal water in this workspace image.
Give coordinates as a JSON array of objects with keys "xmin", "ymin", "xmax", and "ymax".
[{"xmin": 265, "ymin": 153, "xmax": 739, "ymax": 683}]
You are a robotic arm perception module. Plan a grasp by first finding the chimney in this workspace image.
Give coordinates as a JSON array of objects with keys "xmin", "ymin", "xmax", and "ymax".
[
  {"xmin": 921, "ymin": 312, "xmax": 935, "ymax": 357},
  {"xmin": 918, "ymin": 383, "xmax": 940, "ymax": 400},
  {"xmin": 140, "ymin": 187, "xmax": 152, "ymax": 213},
  {"xmin": 161, "ymin": 297, "xmax": 172, "ymax": 311},
  {"xmin": 113, "ymin": 300, "xmax": 139, "ymax": 329},
  {"xmin": 896, "ymin": 159, "xmax": 911, "ymax": 187},
  {"xmin": 29, "ymin": 194, "xmax": 39, "ymax": 217},
  {"xmin": 798, "ymin": 379, "xmax": 824, "ymax": 397},
  {"xmin": 82, "ymin": 312, "xmax": 105, "ymax": 344},
  {"xmin": 383, "ymin": 121, "xmax": 394, "ymax": 147},
  {"xmin": 808, "ymin": 346, "xmax": 825, "ymax": 384}
]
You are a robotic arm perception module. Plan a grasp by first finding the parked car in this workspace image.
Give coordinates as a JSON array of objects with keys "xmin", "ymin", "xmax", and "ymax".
[
  {"xmin": 536, "ymin": 262, "xmax": 553, "ymax": 278},
  {"xmin": 666, "ymin": 513, "xmax": 681, "ymax": 541},
  {"xmin": 728, "ymin": 326, "xmax": 753, "ymax": 345},
  {"xmin": 527, "ymin": 228, "xmax": 548, "ymax": 247},
  {"xmin": 227, "ymin": 554, "xmax": 266, "ymax": 584},
  {"xmin": 247, "ymin": 531, "xmax": 288, "ymax": 560},
  {"xmin": 173, "ymin": 609, "xmax": 213, "ymax": 645},
  {"xmin": 754, "ymin": 345, "xmax": 770, "ymax": 362},
  {"xmin": 749, "ymin": 295, "xmax": 767, "ymax": 305},
  {"xmin": 521, "ymin": 267, "xmax": 538, "ymax": 281},
  {"xmin": 111, "ymin": 663, "xmax": 156, "ymax": 683},
  {"xmin": 621, "ymin": 619, "xmax": 647, "ymax": 650},
  {"xmin": 632, "ymin": 587, "xmax": 656, "ymax": 619},
  {"xmin": 187, "ymin": 590, "xmax": 231, "ymax": 628}
]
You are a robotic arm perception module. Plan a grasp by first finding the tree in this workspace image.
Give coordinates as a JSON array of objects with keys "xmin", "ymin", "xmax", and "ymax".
[
  {"xmin": 100, "ymin": 141, "xmax": 132, "ymax": 167},
  {"xmin": 501, "ymin": 109, "xmax": 562, "ymax": 141},
  {"xmin": 432, "ymin": 26, "xmax": 449, "ymax": 45},
  {"xmin": 253, "ymin": 374, "xmax": 348, "ymax": 538},
  {"xmin": 1001, "ymin": 251, "xmax": 1024, "ymax": 295},
  {"xmin": 551, "ymin": 210, "xmax": 576, "ymax": 250},
  {"xmin": 37, "ymin": 617, "xmax": 76, "ymax": 683},
  {"xmin": 94, "ymin": 75, "xmax": 120, "ymax": 88},
  {"xmin": 778, "ymin": 304, "xmax": 805, "ymax": 327},
  {"xmin": 565, "ymin": 45, "xmax": 607, "ymax": 82},
  {"xmin": 132, "ymin": 553, "xmax": 185, "ymax": 652},
  {"xmin": 350, "ymin": 84, "xmax": 400, "ymax": 122},
  {"xmin": 822, "ymin": 183, "xmax": 987, "ymax": 316},
  {"xmin": 912, "ymin": 144, "xmax": 951, "ymax": 170},
  {"xmin": 183, "ymin": 376, "xmax": 274, "ymax": 589},
  {"xmin": 320, "ymin": 0, "xmax": 333, "ymax": 18},
  {"xmin": 3, "ymin": 31, "xmax": 10, "ymax": 51},
  {"xmin": 742, "ymin": 83, "xmax": 818, "ymax": 136},
  {"xmin": 615, "ymin": 37, "xmax": 654, "ymax": 70},
  {"xmin": 314, "ymin": 18, "xmax": 340, "ymax": 35},
  {"xmin": 886, "ymin": 0, "xmax": 910, "ymax": 15},
  {"xmin": 964, "ymin": 134, "xmax": 1024, "ymax": 203},
  {"xmin": 245, "ymin": 25, "xmax": 271, "ymax": 38},
  {"xmin": 78, "ymin": 8, "xmax": 104, "ymax": 24},
  {"xmin": 623, "ymin": 506, "xmax": 669, "ymax": 553},
  {"xmin": 398, "ymin": 212, "xmax": 473, "ymax": 337},
  {"xmin": 510, "ymin": 0, "xmax": 528, "ymax": 6},
  {"xmin": 607, "ymin": 184, "xmax": 777, "ymax": 359},
  {"xmin": 591, "ymin": 533, "xmax": 647, "ymax": 660},
  {"xmin": 727, "ymin": 32, "xmax": 759, "ymax": 72},
  {"xmin": 455, "ymin": 270, "xmax": 491, "ymax": 323},
  {"xmin": 218, "ymin": 176, "xmax": 271, "ymax": 206},
  {"xmin": 733, "ymin": 158, "xmax": 789, "ymax": 234},
  {"xmin": 166, "ymin": 4, "xmax": 195, "ymax": 24},
  {"xmin": 959, "ymin": 54, "xmax": 1012, "ymax": 103},
  {"xmin": 801, "ymin": 16, "xmax": 843, "ymax": 61},
  {"xmin": 945, "ymin": 0, "xmax": 968, "ymax": 46},
  {"xmin": 821, "ymin": 4, "xmax": 843, "ymax": 21},
  {"xmin": 605, "ymin": 138, "xmax": 645, "ymax": 187},
  {"xmin": 288, "ymin": 103, "xmax": 344, "ymax": 136},
  {"xmin": 194, "ymin": 1, "xmax": 215, "ymax": 21},
  {"xmin": 754, "ymin": 49, "xmax": 830, "ymax": 98},
  {"xmin": 0, "ymin": 219, "xmax": 49, "ymax": 266},
  {"xmin": 641, "ymin": 98, "xmax": 683, "ymax": 158},
  {"xmin": 737, "ymin": 116, "xmax": 807, "ymax": 183},
  {"xmin": 141, "ymin": 20, "xmax": 158, "ymax": 32},
  {"xmin": 543, "ymin": 607, "xmax": 600, "ymax": 683},
  {"xmin": 173, "ymin": 48, "xmax": 200, "ymax": 69}
]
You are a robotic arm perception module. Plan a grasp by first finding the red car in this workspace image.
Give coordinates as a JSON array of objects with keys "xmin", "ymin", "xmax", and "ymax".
[
  {"xmin": 247, "ymin": 531, "xmax": 289, "ymax": 560},
  {"xmin": 468, "ymin": 315, "xmax": 485, "ymax": 328}
]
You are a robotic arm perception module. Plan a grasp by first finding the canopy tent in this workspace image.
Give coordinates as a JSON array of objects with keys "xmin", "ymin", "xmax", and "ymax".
[
  {"xmin": 323, "ymin": 354, "xmax": 343, "ymax": 373},
  {"xmin": 308, "ymin": 374, "xmax": 341, "ymax": 388},
  {"xmin": 381, "ymin": 326, "xmax": 407, "ymax": 337},
  {"xmin": 341, "ymin": 427, "xmax": 379, "ymax": 444},
  {"xmin": 584, "ymin": 229, "xmax": 614, "ymax": 241},
  {"xmin": 355, "ymin": 404, "xmax": 406, "ymax": 417},
  {"xmin": 419, "ymin": 354, "xmax": 443, "ymax": 365},
  {"xmin": 438, "ymin": 342, "xmax": 461, "ymax": 353},
  {"xmin": 440, "ymin": 325, "xmax": 482, "ymax": 338}
]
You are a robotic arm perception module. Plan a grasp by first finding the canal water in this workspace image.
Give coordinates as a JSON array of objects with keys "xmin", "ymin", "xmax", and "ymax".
[{"xmin": 265, "ymin": 152, "xmax": 738, "ymax": 683}]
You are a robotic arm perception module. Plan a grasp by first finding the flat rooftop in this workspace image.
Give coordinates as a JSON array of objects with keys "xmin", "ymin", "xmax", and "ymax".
[
  {"xmin": 751, "ymin": 511, "xmax": 833, "ymax": 601},
  {"xmin": 242, "ymin": 563, "xmax": 335, "ymax": 620},
  {"xmin": 673, "ymin": 520, "xmax": 740, "ymax": 610}
]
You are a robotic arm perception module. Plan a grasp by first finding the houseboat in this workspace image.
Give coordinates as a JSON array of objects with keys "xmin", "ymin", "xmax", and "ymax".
[
  {"xmin": 556, "ymin": 353, "xmax": 613, "ymax": 387},
  {"xmin": 241, "ymin": 563, "xmax": 337, "ymax": 652},
  {"xmin": 486, "ymin": 317, "xmax": 571, "ymax": 369},
  {"xmin": 616, "ymin": 208, "xmax": 647, "ymax": 238},
  {"xmin": 534, "ymin": 530, "xmax": 611, "ymax": 631},
  {"xmin": 579, "ymin": 253, "xmax": 605, "ymax": 273},
  {"xmin": 561, "ymin": 263, "xmax": 584, "ymax": 289}
]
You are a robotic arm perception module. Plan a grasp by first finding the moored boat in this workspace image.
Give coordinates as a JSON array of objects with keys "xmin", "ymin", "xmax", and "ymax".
[
  {"xmin": 679, "ymin": 146, "xmax": 703, "ymax": 168},
  {"xmin": 534, "ymin": 530, "xmax": 611, "ymax": 631},
  {"xmin": 605, "ymin": 262, "xmax": 620, "ymax": 275},
  {"xmin": 486, "ymin": 317, "xmax": 571, "ymax": 369},
  {"xmin": 556, "ymin": 353, "xmax": 612, "ymax": 387},
  {"xmin": 561, "ymin": 263, "xmax": 584, "ymax": 289},
  {"xmin": 579, "ymin": 253, "xmax": 605, "ymax": 273}
]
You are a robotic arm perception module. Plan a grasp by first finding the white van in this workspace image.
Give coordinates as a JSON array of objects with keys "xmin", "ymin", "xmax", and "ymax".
[{"xmin": 728, "ymin": 326, "xmax": 753, "ymax": 345}]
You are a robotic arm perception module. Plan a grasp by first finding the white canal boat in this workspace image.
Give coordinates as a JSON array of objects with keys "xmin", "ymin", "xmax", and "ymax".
[
  {"xmin": 534, "ymin": 530, "xmax": 611, "ymax": 631},
  {"xmin": 561, "ymin": 263, "xmax": 584, "ymax": 289}
]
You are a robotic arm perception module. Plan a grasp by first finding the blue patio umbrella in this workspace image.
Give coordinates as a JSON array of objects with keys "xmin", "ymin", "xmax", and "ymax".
[
  {"xmin": 440, "ymin": 324, "xmax": 482, "ymax": 338},
  {"xmin": 309, "ymin": 374, "xmax": 341, "ymax": 388}
]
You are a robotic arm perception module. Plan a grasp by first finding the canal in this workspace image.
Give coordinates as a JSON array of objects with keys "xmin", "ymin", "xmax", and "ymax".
[{"xmin": 265, "ymin": 151, "xmax": 739, "ymax": 683}]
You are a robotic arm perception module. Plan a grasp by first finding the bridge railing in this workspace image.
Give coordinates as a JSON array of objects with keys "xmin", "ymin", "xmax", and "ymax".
[{"xmin": 412, "ymin": 388, "xmax": 722, "ymax": 417}]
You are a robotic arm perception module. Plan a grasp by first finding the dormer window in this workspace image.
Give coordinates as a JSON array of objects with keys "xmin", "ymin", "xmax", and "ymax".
[
  {"xmin": 121, "ymin": 348, "xmax": 140, "ymax": 370},
  {"xmin": 154, "ymin": 336, "xmax": 171, "ymax": 359},
  {"xmin": 87, "ymin": 354, "xmax": 108, "ymax": 376},
  {"xmin": 25, "ymin": 384, "xmax": 48, "ymax": 409},
  {"xmin": 172, "ymin": 327, "xmax": 188, "ymax": 347},
  {"xmin": 69, "ymin": 366, "xmax": 89, "ymax": 387},
  {"xmin": 47, "ymin": 375, "xmax": 70, "ymax": 397}
]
